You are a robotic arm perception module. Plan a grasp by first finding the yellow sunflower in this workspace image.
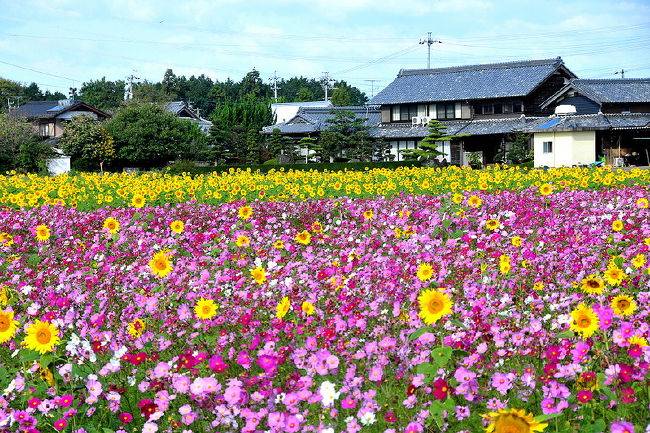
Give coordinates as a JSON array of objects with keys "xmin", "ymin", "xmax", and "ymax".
[
  {"xmin": 635, "ymin": 197, "xmax": 649, "ymax": 208},
  {"xmin": 103, "ymin": 217, "xmax": 120, "ymax": 234},
  {"xmin": 483, "ymin": 408, "xmax": 548, "ymax": 433},
  {"xmin": 467, "ymin": 195, "xmax": 483, "ymax": 208},
  {"xmin": 580, "ymin": 274, "xmax": 605, "ymax": 295},
  {"xmin": 127, "ymin": 318, "xmax": 145, "ymax": 338},
  {"xmin": 628, "ymin": 335, "xmax": 648, "ymax": 347},
  {"xmin": 301, "ymin": 301, "xmax": 315, "ymax": 315},
  {"xmin": 131, "ymin": 194, "xmax": 145, "ymax": 208},
  {"xmin": 23, "ymin": 320, "xmax": 60, "ymax": 354},
  {"xmin": 363, "ymin": 210, "xmax": 374, "ymax": 220},
  {"xmin": 251, "ymin": 266, "xmax": 267, "ymax": 285},
  {"xmin": 0, "ymin": 309, "xmax": 19, "ymax": 344},
  {"xmin": 611, "ymin": 295, "xmax": 636, "ymax": 317},
  {"xmin": 511, "ymin": 236, "xmax": 523, "ymax": 247},
  {"xmin": 148, "ymin": 251, "xmax": 173, "ymax": 278},
  {"xmin": 295, "ymin": 230, "xmax": 311, "ymax": 245},
  {"xmin": 170, "ymin": 220, "xmax": 185, "ymax": 234},
  {"xmin": 533, "ymin": 282, "xmax": 544, "ymax": 291},
  {"xmin": 238, "ymin": 205, "xmax": 253, "ymax": 220},
  {"xmin": 273, "ymin": 240, "xmax": 285, "ymax": 250},
  {"xmin": 194, "ymin": 298, "xmax": 218, "ymax": 320},
  {"xmin": 604, "ymin": 265, "xmax": 625, "ymax": 286},
  {"xmin": 611, "ymin": 220, "xmax": 624, "ymax": 232},
  {"xmin": 417, "ymin": 289, "xmax": 453, "ymax": 325},
  {"xmin": 276, "ymin": 296, "xmax": 291, "ymax": 319},
  {"xmin": 485, "ymin": 219, "xmax": 501, "ymax": 231},
  {"xmin": 416, "ymin": 263, "xmax": 434, "ymax": 282},
  {"xmin": 539, "ymin": 183, "xmax": 553, "ymax": 196},
  {"xmin": 34, "ymin": 224, "xmax": 51, "ymax": 242},
  {"xmin": 451, "ymin": 193, "xmax": 463, "ymax": 204},
  {"xmin": 236, "ymin": 235, "xmax": 251, "ymax": 247},
  {"xmin": 631, "ymin": 254, "xmax": 646, "ymax": 269},
  {"xmin": 0, "ymin": 232, "xmax": 14, "ymax": 246},
  {"xmin": 569, "ymin": 304, "xmax": 599, "ymax": 338}
]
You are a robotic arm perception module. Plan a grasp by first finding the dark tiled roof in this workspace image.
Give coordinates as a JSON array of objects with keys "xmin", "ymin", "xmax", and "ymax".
[
  {"xmin": 262, "ymin": 106, "xmax": 380, "ymax": 134},
  {"xmin": 528, "ymin": 113, "xmax": 650, "ymax": 132},
  {"xmin": 370, "ymin": 58, "xmax": 572, "ymax": 105},
  {"xmin": 165, "ymin": 101, "xmax": 200, "ymax": 119},
  {"xmin": 571, "ymin": 79, "xmax": 650, "ymax": 104},
  {"xmin": 370, "ymin": 116, "xmax": 546, "ymax": 139},
  {"xmin": 10, "ymin": 100, "xmax": 109, "ymax": 120}
]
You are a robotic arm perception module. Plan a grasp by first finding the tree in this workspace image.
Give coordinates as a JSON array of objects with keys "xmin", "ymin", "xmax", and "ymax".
[
  {"xmin": 105, "ymin": 103, "xmax": 206, "ymax": 168},
  {"xmin": 59, "ymin": 115, "xmax": 115, "ymax": 172},
  {"xmin": 330, "ymin": 86, "xmax": 352, "ymax": 106},
  {"xmin": 23, "ymin": 83, "xmax": 43, "ymax": 101},
  {"xmin": 320, "ymin": 110, "xmax": 374, "ymax": 161},
  {"xmin": 0, "ymin": 113, "xmax": 53, "ymax": 172},
  {"xmin": 296, "ymin": 87, "xmax": 315, "ymax": 102},
  {"xmin": 0, "ymin": 78, "xmax": 25, "ymax": 112},
  {"xmin": 162, "ymin": 69, "xmax": 180, "ymax": 99},
  {"xmin": 132, "ymin": 80, "xmax": 169, "ymax": 103},
  {"xmin": 401, "ymin": 119, "xmax": 462, "ymax": 162},
  {"xmin": 80, "ymin": 78, "xmax": 126, "ymax": 112},
  {"xmin": 504, "ymin": 132, "xmax": 533, "ymax": 164}
]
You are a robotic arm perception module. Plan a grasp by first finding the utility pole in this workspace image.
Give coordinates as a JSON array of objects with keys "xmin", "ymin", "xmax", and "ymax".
[
  {"xmin": 419, "ymin": 32, "xmax": 441, "ymax": 69},
  {"xmin": 320, "ymin": 72, "xmax": 335, "ymax": 101},
  {"xmin": 364, "ymin": 79, "xmax": 380, "ymax": 98},
  {"xmin": 269, "ymin": 71, "xmax": 281, "ymax": 101},
  {"xmin": 125, "ymin": 71, "xmax": 140, "ymax": 101},
  {"xmin": 614, "ymin": 69, "xmax": 625, "ymax": 79}
]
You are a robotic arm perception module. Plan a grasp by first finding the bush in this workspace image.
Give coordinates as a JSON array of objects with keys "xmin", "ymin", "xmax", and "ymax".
[{"xmin": 164, "ymin": 160, "xmax": 423, "ymax": 176}]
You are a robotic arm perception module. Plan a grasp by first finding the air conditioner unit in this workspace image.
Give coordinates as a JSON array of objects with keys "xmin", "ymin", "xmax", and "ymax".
[
  {"xmin": 613, "ymin": 157, "xmax": 625, "ymax": 167},
  {"xmin": 421, "ymin": 116, "xmax": 431, "ymax": 125},
  {"xmin": 412, "ymin": 116, "xmax": 420, "ymax": 126},
  {"xmin": 555, "ymin": 104, "xmax": 576, "ymax": 116}
]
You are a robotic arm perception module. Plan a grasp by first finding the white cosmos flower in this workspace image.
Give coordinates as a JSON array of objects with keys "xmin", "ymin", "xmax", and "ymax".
[{"xmin": 319, "ymin": 381, "xmax": 340, "ymax": 407}]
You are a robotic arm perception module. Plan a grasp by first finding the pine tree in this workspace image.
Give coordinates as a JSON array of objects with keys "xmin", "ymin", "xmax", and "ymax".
[
  {"xmin": 298, "ymin": 136, "xmax": 320, "ymax": 163},
  {"xmin": 401, "ymin": 119, "xmax": 463, "ymax": 162}
]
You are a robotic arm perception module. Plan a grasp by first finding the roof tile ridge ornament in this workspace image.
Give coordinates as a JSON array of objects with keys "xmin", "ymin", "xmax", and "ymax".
[{"xmin": 397, "ymin": 57, "xmax": 562, "ymax": 77}]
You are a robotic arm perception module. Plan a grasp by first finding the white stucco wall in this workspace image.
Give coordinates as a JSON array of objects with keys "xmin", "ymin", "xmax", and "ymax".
[
  {"xmin": 534, "ymin": 131, "xmax": 596, "ymax": 167},
  {"xmin": 46, "ymin": 157, "xmax": 71, "ymax": 175}
]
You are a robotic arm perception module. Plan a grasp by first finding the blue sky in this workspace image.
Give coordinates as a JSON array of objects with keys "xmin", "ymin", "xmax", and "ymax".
[{"xmin": 1, "ymin": 0, "xmax": 649, "ymax": 98}]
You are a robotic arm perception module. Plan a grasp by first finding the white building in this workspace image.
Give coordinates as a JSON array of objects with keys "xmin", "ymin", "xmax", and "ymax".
[{"xmin": 271, "ymin": 100, "xmax": 333, "ymax": 124}]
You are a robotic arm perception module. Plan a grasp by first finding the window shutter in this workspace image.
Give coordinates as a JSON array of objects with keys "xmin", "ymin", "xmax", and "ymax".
[
  {"xmin": 461, "ymin": 103, "xmax": 471, "ymax": 119},
  {"xmin": 381, "ymin": 107, "xmax": 391, "ymax": 123},
  {"xmin": 454, "ymin": 103, "xmax": 462, "ymax": 119}
]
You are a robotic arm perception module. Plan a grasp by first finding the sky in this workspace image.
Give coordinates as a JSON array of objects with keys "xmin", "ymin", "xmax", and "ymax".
[{"xmin": 1, "ymin": 0, "xmax": 649, "ymax": 99}]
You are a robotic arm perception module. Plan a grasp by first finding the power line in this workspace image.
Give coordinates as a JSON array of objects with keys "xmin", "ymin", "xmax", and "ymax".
[
  {"xmin": 419, "ymin": 32, "xmax": 441, "ymax": 69},
  {"xmin": 0, "ymin": 59, "xmax": 81, "ymax": 83}
]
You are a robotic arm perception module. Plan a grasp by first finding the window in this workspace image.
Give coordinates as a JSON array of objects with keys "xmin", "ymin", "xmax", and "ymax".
[
  {"xmin": 503, "ymin": 102, "xmax": 513, "ymax": 114},
  {"xmin": 391, "ymin": 105, "xmax": 400, "ymax": 122},
  {"xmin": 543, "ymin": 141, "xmax": 553, "ymax": 154},
  {"xmin": 437, "ymin": 103, "xmax": 456, "ymax": 119},
  {"xmin": 493, "ymin": 104, "xmax": 503, "ymax": 115},
  {"xmin": 513, "ymin": 101, "xmax": 524, "ymax": 113},
  {"xmin": 481, "ymin": 104, "xmax": 494, "ymax": 115},
  {"xmin": 399, "ymin": 104, "xmax": 418, "ymax": 122},
  {"xmin": 39, "ymin": 123, "xmax": 52, "ymax": 137}
]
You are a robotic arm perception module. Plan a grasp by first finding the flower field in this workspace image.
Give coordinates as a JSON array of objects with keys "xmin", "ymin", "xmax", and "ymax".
[
  {"xmin": 1, "ymin": 166, "xmax": 650, "ymax": 209},
  {"xmin": 0, "ymin": 169, "xmax": 649, "ymax": 433}
]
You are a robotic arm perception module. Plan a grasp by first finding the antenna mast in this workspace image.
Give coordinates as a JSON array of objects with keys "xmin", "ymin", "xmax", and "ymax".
[
  {"xmin": 269, "ymin": 71, "xmax": 281, "ymax": 101},
  {"xmin": 320, "ymin": 72, "xmax": 335, "ymax": 101}
]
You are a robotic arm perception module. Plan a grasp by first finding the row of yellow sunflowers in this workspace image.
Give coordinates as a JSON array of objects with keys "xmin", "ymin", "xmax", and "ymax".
[{"xmin": 0, "ymin": 165, "xmax": 649, "ymax": 209}]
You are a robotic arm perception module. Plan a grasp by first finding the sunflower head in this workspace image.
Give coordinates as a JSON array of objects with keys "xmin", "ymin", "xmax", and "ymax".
[
  {"xmin": 417, "ymin": 288, "xmax": 453, "ymax": 325},
  {"xmin": 194, "ymin": 298, "xmax": 218, "ymax": 320},
  {"xmin": 581, "ymin": 274, "xmax": 604, "ymax": 295},
  {"xmin": 295, "ymin": 230, "xmax": 311, "ymax": 245},
  {"xmin": 416, "ymin": 263, "xmax": 434, "ymax": 282},
  {"xmin": 569, "ymin": 304, "xmax": 599, "ymax": 338},
  {"xmin": 467, "ymin": 195, "xmax": 483, "ymax": 208},
  {"xmin": 276, "ymin": 296, "xmax": 291, "ymax": 319},
  {"xmin": 250, "ymin": 266, "xmax": 267, "ymax": 285},
  {"xmin": 238, "ymin": 205, "xmax": 253, "ymax": 220},
  {"xmin": 611, "ymin": 219, "xmax": 624, "ymax": 232},
  {"xmin": 127, "ymin": 318, "xmax": 145, "ymax": 338},
  {"xmin": 539, "ymin": 184, "xmax": 553, "ymax": 196},
  {"xmin": 34, "ymin": 224, "xmax": 51, "ymax": 242},
  {"xmin": 0, "ymin": 309, "xmax": 19, "ymax": 344},
  {"xmin": 301, "ymin": 301, "xmax": 315, "ymax": 315},
  {"xmin": 23, "ymin": 320, "xmax": 60, "ymax": 354},
  {"xmin": 483, "ymin": 408, "xmax": 548, "ymax": 433},
  {"xmin": 236, "ymin": 235, "xmax": 251, "ymax": 247},
  {"xmin": 103, "ymin": 217, "xmax": 120, "ymax": 234},
  {"xmin": 131, "ymin": 195, "xmax": 145, "ymax": 208},
  {"xmin": 611, "ymin": 295, "xmax": 636, "ymax": 317},
  {"xmin": 604, "ymin": 265, "xmax": 625, "ymax": 286},
  {"xmin": 170, "ymin": 220, "xmax": 185, "ymax": 234},
  {"xmin": 485, "ymin": 219, "xmax": 501, "ymax": 231},
  {"xmin": 148, "ymin": 251, "xmax": 173, "ymax": 278},
  {"xmin": 636, "ymin": 197, "xmax": 649, "ymax": 208}
]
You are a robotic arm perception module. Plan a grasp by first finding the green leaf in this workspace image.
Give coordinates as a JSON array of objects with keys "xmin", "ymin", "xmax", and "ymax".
[
  {"xmin": 27, "ymin": 254, "xmax": 42, "ymax": 268},
  {"xmin": 431, "ymin": 346, "xmax": 453, "ymax": 368},
  {"xmin": 19, "ymin": 350, "xmax": 40, "ymax": 363},
  {"xmin": 415, "ymin": 363, "xmax": 438, "ymax": 376},
  {"xmin": 557, "ymin": 330, "xmax": 575, "ymax": 339},
  {"xmin": 585, "ymin": 419, "xmax": 606, "ymax": 433},
  {"xmin": 408, "ymin": 326, "xmax": 433, "ymax": 341},
  {"xmin": 450, "ymin": 229, "xmax": 464, "ymax": 238},
  {"xmin": 534, "ymin": 412, "xmax": 563, "ymax": 423},
  {"xmin": 428, "ymin": 400, "xmax": 444, "ymax": 428},
  {"xmin": 102, "ymin": 428, "xmax": 115, "ymax": 433},
  {"xmin": 442, "ymin": 219, "xmax": 452, "ymax": 228},
  {"xmin": 40, "ymin": 354, "xmax": 54, "ymax": 368}
]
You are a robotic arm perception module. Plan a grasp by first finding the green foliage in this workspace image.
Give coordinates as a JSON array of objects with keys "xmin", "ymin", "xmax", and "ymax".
[
  {"xmin": 320, "ymin": 110, "xmax": 378, "ymax": 162},
  {"xmin": 0, "ymin": 113, "xmax": 53, "ymax": 172},
  {"xmin": 296, "ymin": 87, "xmax": 315, "ymax": 102},
  {"xmin": 105, "ymin": 103, "xmax": 207, "ymax": 168},
  {"xmin": 505, "ymin": 132, "xmax": 533, "ymax": 164},
  {"xmin": 401, "ymin": 119, "xmax": 462, "ymax": 162},
  {"xmin": 132, "ymin": 80, "xmax": 169, "ymax": 104},
  {"xmin": 164, "ymin": 160, "xmax": 422, "ymax": 175},
  {"xmin": 330, "ymin": 86, "xmax": 352, "ymax": 106},
  {"xmin": 80, "ymin": 77, "xmax": 126, "ymax": 112},
  {"xmin": 59, "ymin": 115, "xmax": 115, "ymax": 171}
]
